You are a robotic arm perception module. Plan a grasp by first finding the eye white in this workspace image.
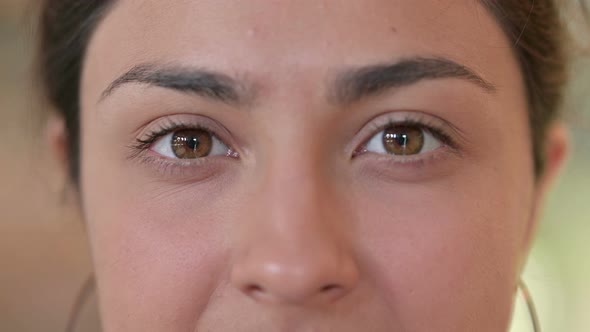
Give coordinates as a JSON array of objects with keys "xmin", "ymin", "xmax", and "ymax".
[
  {"xmin": 151, "ymin": 132, "xmax": 230, "ymax": 159},
  {"xmin": 365, "ymin": 128, "xmax": 442, "ymax": 155}
]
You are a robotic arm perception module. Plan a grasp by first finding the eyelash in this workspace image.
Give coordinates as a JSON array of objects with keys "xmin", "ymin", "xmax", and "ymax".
[
  {"xmin": 128, "ymin": 114, "xmax": 459, "ymax": 174},
  {"xmin": 132, "ymin": 119, "xmax": 207, "ymax": 151},
  {"xmin": 354, "ymin": 115, "xmax": 458, "ymax": 157}
]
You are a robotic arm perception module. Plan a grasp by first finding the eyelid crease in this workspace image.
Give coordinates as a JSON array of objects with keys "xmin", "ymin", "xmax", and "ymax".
[{"xmin": 390, "ymin": 119, "xmax": 451, "ymax": 145}]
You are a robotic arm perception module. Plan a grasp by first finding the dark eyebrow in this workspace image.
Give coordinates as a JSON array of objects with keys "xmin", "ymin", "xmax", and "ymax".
[
  {"xmin": 332, "ymin": 57, "xmax": 496, "ymax": 104},
  {"xmin": 99, "ymin": 63, "xmax": 245, "ymax": 104}
]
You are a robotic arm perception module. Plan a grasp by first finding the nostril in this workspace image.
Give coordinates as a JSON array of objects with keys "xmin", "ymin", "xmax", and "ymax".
[
  {"xmin": 318, "ymin": 284, "xmax": 347, "ymax": 303},
  {"xmin": 320, "ymin": 284, "xmax": 340, "ymax": 292},
  {"xmin": 320, "ymin": 284, "xmax": 346, "ymax": 299},
  {"xmin": 244, "ymin": 284, "xmax": 265, "ymax": 296}
]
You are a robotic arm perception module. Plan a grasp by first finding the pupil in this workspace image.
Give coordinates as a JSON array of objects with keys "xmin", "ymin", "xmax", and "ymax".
[
  {"xmin": 394, "ymin": 133, "xmax": 408, "ymax": 147},
  {"xmin": 186, "ymin": 136, "xmax": 200, "ymax": 150}
]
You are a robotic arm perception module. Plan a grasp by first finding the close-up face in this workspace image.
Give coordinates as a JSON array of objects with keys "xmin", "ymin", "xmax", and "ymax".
[{"xmin": 75, "ymin": 0, "xmax": 564, "ymax": 331}]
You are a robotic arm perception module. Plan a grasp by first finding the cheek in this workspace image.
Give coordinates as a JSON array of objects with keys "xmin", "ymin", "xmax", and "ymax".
[
  {"xmin": 354, "ymin": 167, "xmax": 532, "ymax": 329},
  {"xmin": 79, "ymin": 104, "xmax": 243, "ymax": 328},
  {"xmin": 82, "ymin": 174, "xmax": 231, "ymax": 329}
]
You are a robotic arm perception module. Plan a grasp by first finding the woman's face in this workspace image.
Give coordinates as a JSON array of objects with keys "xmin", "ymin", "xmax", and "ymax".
[{"xmin": 79, "ymin": 0, "xmax": 547, "ymax": 330}]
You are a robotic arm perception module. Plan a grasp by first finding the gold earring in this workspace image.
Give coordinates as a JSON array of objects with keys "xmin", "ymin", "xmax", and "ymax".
[{"xmin": 519, "ymin": 278, "xmax": 541, "ymax": 332}]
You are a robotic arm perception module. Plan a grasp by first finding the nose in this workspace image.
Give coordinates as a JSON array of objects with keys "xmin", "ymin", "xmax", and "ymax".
[
  {"xmin": 231, "ymin": 240, "xmax": 360, "ymax": 306},
  {"xmin": 230, "ymin": 163, "xmax": 360, "ymax": 306}
]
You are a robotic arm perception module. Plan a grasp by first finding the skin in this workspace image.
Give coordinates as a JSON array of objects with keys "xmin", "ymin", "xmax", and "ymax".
[{"xmin": 55, "ymin": 0, "xmax": 568, "ymax": 331}]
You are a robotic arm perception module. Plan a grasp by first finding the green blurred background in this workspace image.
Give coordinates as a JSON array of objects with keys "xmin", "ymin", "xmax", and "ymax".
[{"xmin": 0, "ymin": 1, "xmax": 587, "ymax": 331}]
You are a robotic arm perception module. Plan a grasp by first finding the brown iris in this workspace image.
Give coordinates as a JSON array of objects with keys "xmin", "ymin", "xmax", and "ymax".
[
  {"xmin": 171, "ymin": 129, "xmax": 213, "ymax": 159},
  {"xmin": 382, "ymin": 125, "xmax": 425, "ymax": 155}
]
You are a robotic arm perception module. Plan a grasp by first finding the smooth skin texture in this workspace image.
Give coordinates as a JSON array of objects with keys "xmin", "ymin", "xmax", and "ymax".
[{"xmin": 63, "ymin": 0, "xmax": 568, "ymax": 331}]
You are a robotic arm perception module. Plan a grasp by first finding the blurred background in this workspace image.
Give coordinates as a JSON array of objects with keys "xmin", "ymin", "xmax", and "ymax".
[{"xmin": 0, "ymin": 1, "xmax": 588, "ymax": 331}]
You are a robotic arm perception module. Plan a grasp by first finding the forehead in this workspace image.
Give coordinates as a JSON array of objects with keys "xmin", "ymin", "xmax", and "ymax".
[{"xmin": 84, "ymin": 0, "xmax": 516, "ymax": 101}]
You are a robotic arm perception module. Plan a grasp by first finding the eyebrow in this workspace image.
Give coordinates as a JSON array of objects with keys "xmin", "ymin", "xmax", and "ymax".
[
  {"xmin": 332, "ymin": 57, "xmax": 496, "ymax": 104},
  {"xmin": 99, "ymin": 63, "xmax": 244, "ymax": 104},
  {"xmin": 100, "ymin": 57, "xmax": 495, "ymax": 105}
]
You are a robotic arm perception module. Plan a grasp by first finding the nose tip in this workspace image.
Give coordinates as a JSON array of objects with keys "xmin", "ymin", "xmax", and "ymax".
[{"xmin": 231, "ymin": 253, "xmax": 360, "ymax": 306}]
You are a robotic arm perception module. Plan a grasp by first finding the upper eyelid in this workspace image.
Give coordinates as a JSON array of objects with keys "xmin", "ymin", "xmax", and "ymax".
[
  {"xmin": 141, "ymin": 122, "xmax": 210, "ymax": 142},
  {"xmin": 136, "ymin": 116, "xmax": 232, "ymax": 145},
  {"xmin": 349, "ymin": 111, "xmax": 467, "ymax": 159},
  {"xmin": 361, "ymin": 113, "xmax": 455, "ymax": 141},
  {"xmin": 367, "ymin": 112, "xmax": 449, "ymax": 132}
]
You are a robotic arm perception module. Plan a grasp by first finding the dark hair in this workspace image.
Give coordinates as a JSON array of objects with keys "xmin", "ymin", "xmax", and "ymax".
[
  {"xmin": 37, "ymin": 0, "xmax": 572, "ymax": 182},
  {"xmin": 37, "ymin": 1, "xmax": 115, "ymax": 182}
]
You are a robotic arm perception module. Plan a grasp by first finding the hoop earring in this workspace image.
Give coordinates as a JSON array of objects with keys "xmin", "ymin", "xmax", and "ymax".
[
  {"xmin": 519, "ymin": 278, "xmax": 541, "ymax": 332},
  {"xmin": 65, "ymin": 274, "xmax": 96, "ymax": 332}
]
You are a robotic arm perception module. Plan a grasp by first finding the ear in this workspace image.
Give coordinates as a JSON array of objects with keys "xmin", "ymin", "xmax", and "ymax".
[
  {"xmin": 45, "ymin": 114, "xmax": 69, "ymax": 175},
  {"xmin": 522, "ymin": 122, "xmax": 570, "ymax": 263},
  {"xmin": 535, "ymin": 122, "xmax": 570, "ymax": 200}
]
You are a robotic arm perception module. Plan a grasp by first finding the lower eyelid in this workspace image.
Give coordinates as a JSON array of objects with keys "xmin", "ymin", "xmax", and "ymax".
[
  {"xmin": 133, "ymin": 151, "xmax": 235, "ymax": 181},
  {"xmin": 361, "ymin": 144, "xmax": 455, "ymax": 167}
]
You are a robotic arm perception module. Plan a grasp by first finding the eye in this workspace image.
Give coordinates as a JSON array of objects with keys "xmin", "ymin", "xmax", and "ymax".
[
  {"xmin": 151, "ymin": 128, "xmax": 231, "ymax": 159},
  {"xmin": 364, "ymin": 124, "xmax": 442, "ymax": 156}
]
